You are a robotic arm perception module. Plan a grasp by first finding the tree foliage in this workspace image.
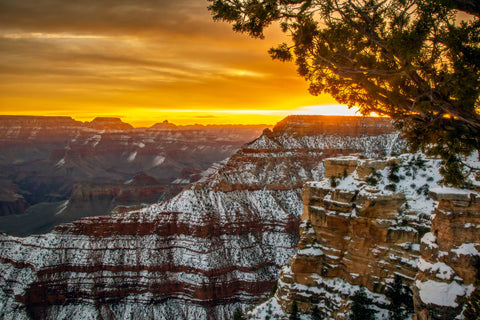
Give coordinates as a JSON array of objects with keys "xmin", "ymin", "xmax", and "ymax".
[
  {"xmin": 464, "ymin": 288, "xmax": 480, "ymax": 320},
  {"xmin": 208, "ymin": 0, "xmax": 480, "ymax": 185},
  {"xmin": 385, "ymin": 275, "xmax": 414, "ymax": 320},
  {"xmin": 350, "ymin": 287, "xmax": 375, "ymax": 320},
  {"xmin": 290, "ymin": 300, "xmax": 300, "ymax": 320},
  {"xmin": 311, "ymin": 306, "xmax": 325, "ymax": 320},
  {"xmin": 233, "ymin": 307, "xmax": 245, "ymax": 320}
]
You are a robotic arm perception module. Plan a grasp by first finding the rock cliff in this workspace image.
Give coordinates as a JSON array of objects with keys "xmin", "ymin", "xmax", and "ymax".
[
  {"xmin": 0, "ymin": 185, "xmax": 28, "ymax": 216},
  {"xmin": 250, "ymin": 153, "xmax": 479, "ymax": 320},
  {"xmin": 413, "ymin": 187, "xmax": 480, "ymax": 320},
  {"xmin": 0, "ymin": 115, "xmax": 267, "ymax": 235},
  {"xmin": 0, "ymin": 115, "xmax": 400, "ymax": 319}
]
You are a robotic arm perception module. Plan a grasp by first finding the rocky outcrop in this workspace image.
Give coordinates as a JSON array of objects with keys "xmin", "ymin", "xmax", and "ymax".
[
  {"xmin": 250, "ymin": 153, "xmax": 479, "ymax": 320},
  {"xmin": 250, "ymin": 154, "xmax": 445, "ymax": 319},
  {"xmin": 0, "ymin": 186, "xmax": 28, "ymax": 216},
  {"xmin": 270, "ymin": 115, "xmax": 395, "ymax": 138},
  {"xmin": 86, "ymin": 117, "xmax": 134, "ymax": 130},
  {"xmin": 150, "ymin": 120, "xmax": 178, "ymax": 130},
  {"xmin": 0, "ymin": 116, "xmax": 268, "ymax": 234},
  {"xmin": 0, "ymin": 115, "xmax": 401, "ymax": 320},
  {"xmin": 413, "ymin": 188, "xmax": 480, "ymax": 320},
  {"xmin": 61, "ymin": 173, "xmax": 181, "ymax": 220}
]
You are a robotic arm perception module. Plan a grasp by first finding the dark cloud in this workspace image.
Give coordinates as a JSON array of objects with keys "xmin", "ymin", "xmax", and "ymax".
[{"xmin": 0, "ymin": 0, "xmax": 233, "ymax": 39}]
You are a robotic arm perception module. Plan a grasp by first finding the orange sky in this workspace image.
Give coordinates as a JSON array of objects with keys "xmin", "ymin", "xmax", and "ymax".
[{"xmin": 0, "ymin": 0, "xmax": 358, "ymax": 126}]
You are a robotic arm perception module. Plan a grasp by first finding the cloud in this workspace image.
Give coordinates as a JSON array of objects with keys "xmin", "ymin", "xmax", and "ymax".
[
  {"xmin": 0, "ymin": 0, "xmax": 339, "ymax": 124},
  {"xmin": 0, "ymin": 0, "xmax": 239, "ymax": 39}
]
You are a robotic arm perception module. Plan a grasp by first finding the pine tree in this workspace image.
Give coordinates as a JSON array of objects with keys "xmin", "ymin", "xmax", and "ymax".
[
  {"xmin": 290, "ymin": 300, "xmax": 300, "ymax": 320},
  {"xmin": 464, "ymin": 288, "xmax": 480, "ymax": 320},
  {"xmin": 311, "ymin": 306, "xmax": 324, "ymax": 320},
  {"xmin": 330, "ymin": 176, "xmax": 338, "ymax": 188},
  {"xmin": 233, "ymin": 307, "xmax": 245, "ymax": 320},
  {"xmin": 269, "ymin": 281, "xmax": 278, "ymax": 298},
  {"xmin": 385, "ymin": 275, "xmax": 414, "ymax": 320},
  {"xmin": 350, "ymin": 287, "xmax": 375, "ymax": 320},
  {"xmin": 265, "ymin": 303, "xmax": 273, "ymax": 320}
]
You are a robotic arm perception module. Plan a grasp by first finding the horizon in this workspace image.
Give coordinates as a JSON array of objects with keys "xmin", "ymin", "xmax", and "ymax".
[{"xmin": 0, "ymin": 108, "xmax": 371, "ymax": 128}]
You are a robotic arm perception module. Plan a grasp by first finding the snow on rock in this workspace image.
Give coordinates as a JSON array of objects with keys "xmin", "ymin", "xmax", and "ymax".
[
  {"xmin": 151, "ymin": 155, "xmax": 165, "ymax": 167},
  {"xmin": 0, "ymin": 116, "xmax": 402, "ymax": 320},
  {"xmin": 451, "ymin": 243, "xmax": 479, "ymax": 256},
  {"xmin": 127, "ymin": 151, "xmax": 137, "ymax": 162},
  {"xmin": 55, "ymin": 158, "xmax": 66, "ymax": 167},
  {"xmin": 417, "ymin": 258, "xmax": 455, "ymax": 281},
  {"xmin": 415, "ymin": 280, "xmax": 469, "ymax": 307},
  {"xmin": 429, "ymin": 187, "xmax": 475, "ymax": 201},
  {"xmin": 413, "ymin": 159, "xmax": 480, "ymax": 320},
  {"xmin": 245, "ymin": 134, "xmax": 282, "ymax": 150},
  {"xmin": 268, "ymin": 151, "xmax": 480, "ymax": 319},
  {"xmin": 421, "ymin": 232, "xmax": 439, "ymax": 250}
]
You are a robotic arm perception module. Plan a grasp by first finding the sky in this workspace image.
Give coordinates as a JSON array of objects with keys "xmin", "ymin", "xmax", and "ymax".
[{"xmin": 0, "ymin": 0, "xmax": 359, "ymax": 126}]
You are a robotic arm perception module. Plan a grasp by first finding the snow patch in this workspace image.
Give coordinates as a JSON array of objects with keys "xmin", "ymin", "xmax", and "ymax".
[
  {"xmin": 55, "ymin": 158, "xmax": 66, "ymax": 167},
  {"xmin": 421, "ymin": 232, "xmax": 438, "ymax": 249},
  {"xmin": 127, "ymin": 151, "xmax": 137, "ymax": 162},
  {"xmin": 451, "ymin": 243, "xmax": 479, "ymax": 256},
  {"xmin": 417, "ymin": 258, "xmax": 455, "ymax": 280},
  {"xmin": 430, "ymin": 187, "xmax": 472, "ymax": 195},
  {"xmin": 87, "ymin": 135, "xmax": 101, "ymax": 147},
  {"xmin": 55, "ymin": 200, "xmax": 69, "ymax": 216},
  {"xmin": 152, "ymin": 155, "xmax": 165, "ymax": 167},
  {"xmin": 415, "ymin": 280, "xmax": 469, "ymax": 307}
]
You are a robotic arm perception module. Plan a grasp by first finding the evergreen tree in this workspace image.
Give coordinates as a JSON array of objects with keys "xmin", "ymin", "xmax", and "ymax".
[
  {"xmin": 464, "ymin": 288, "xmax": 480, "ymax": 320},
  {"xmin": 290, "ymin": 300, "xmax": 300, "ymax": 320},
  {"xmin": 350, "ymin": 287, "xmax": 375, "ymax": 320},
  {"xmin": 385, "ymin": 275, "xmax": 414, "ymax": 320},
  {"xmin": 208, "ymin": 0, "xmax": 480, "ymax": 186},
  {"xmin": 266, "ymin": 303, "xmax": 273, "ymax": 320},
  {"xmin": 330, "ymin": 176, "xmax": 338, "ymax": 188},
  {"xmin": 233, "ymin": 307, "xmax": 245, "ymax": 320},
  {"xmin": 311, "ymin": 306, "xmax": 324, "ymax": 320}
]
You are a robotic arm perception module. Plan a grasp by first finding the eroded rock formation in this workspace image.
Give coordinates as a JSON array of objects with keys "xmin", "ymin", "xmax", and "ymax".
[
  {"xmin": 413, "ymin": 188, "xmax": 480, "ymax": 320},
  {"xmin": 0, "ymin": 115, "xmax": 400, "ymax": 319},
  {"xmin": 0, "ymin": 115, "xmax": 267, "ymax": 235},
  {"xmin": 250, "ymin": 154, "xmax": 479, "ymax": 320}
]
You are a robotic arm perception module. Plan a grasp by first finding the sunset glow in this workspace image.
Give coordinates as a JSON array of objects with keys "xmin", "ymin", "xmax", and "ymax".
[{"xmin": 0, "ymin": 0, "xmax": 357, "ymax": 125}]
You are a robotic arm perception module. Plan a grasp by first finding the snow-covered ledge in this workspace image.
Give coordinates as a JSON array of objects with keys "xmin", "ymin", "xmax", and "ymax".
[{"xmin": 429, "ymin": 187, "xmax": 475, "ymax": 202}]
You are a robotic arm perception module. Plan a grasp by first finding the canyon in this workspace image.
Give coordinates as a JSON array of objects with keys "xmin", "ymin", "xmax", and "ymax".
[
  {"xmin": 0, "ymin": 115, "xmax": 477, "ymax": 319},
  {"xmin": 250, "ymin": 154, "xmax": 479, "ymax": 320},
  {"xmin": 0, "ymin": 116, "xmax": 266, "ymax": 235},
  {"xmin": 0, "ymin": 115, "xmax": 401, "ymax": 319}
]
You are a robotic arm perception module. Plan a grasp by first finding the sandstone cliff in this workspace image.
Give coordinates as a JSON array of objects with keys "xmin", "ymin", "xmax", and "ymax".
[
  {"xmin": 413, "ymin": 187, "xmax": 480, "ymax": 320},
  {"xmin": 250, "ymin": 153, "xmax": 479, "ymax": 320},
  {"xmin": 0, "ymin": 116, "xmax": 400, "ymax": 320}
]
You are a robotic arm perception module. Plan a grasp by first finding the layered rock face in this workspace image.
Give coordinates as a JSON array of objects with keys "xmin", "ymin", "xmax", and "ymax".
[
  {"xmin": 0, "ymin": 116, "xmax": 266, "ymax": 235},
  {"xmin": 53, "ymin": 173, "xmax": 184, "ymax": 227},
  {"xmin": 413, "ymin": 188, "xmax": 480, "ymax": 319},
  {"xmin": 251, "ymin": 154, "xmax": 479, "ymax": 320},
  {"xmin": 0, "ymin": 115, "xmax": 265, "ymax": 195},
  {"xmin": 0, "ymin": 116, "xmax": 400, "ymax": 320},
  {"xmin": 0, "ymin": 185, "xmax": 28, "ymax": 216}
]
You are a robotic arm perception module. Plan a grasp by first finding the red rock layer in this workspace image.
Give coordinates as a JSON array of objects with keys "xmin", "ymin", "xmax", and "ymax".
[{"xmin": 0, "ymin": 116, "xmax": 401, "ymax": 320}]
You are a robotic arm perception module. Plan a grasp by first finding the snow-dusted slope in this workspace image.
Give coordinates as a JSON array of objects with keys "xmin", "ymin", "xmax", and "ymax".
[
  {"xmin": 0, "ymin": 116, "xmax": 401, "ymax": 319},
  {"xmin": 250, "ymin": 153, "xmax": 479, "ymax": 320},
  {"xmin": 0, "ymin": 116, "xmax": 267, "ymax": 235}
]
